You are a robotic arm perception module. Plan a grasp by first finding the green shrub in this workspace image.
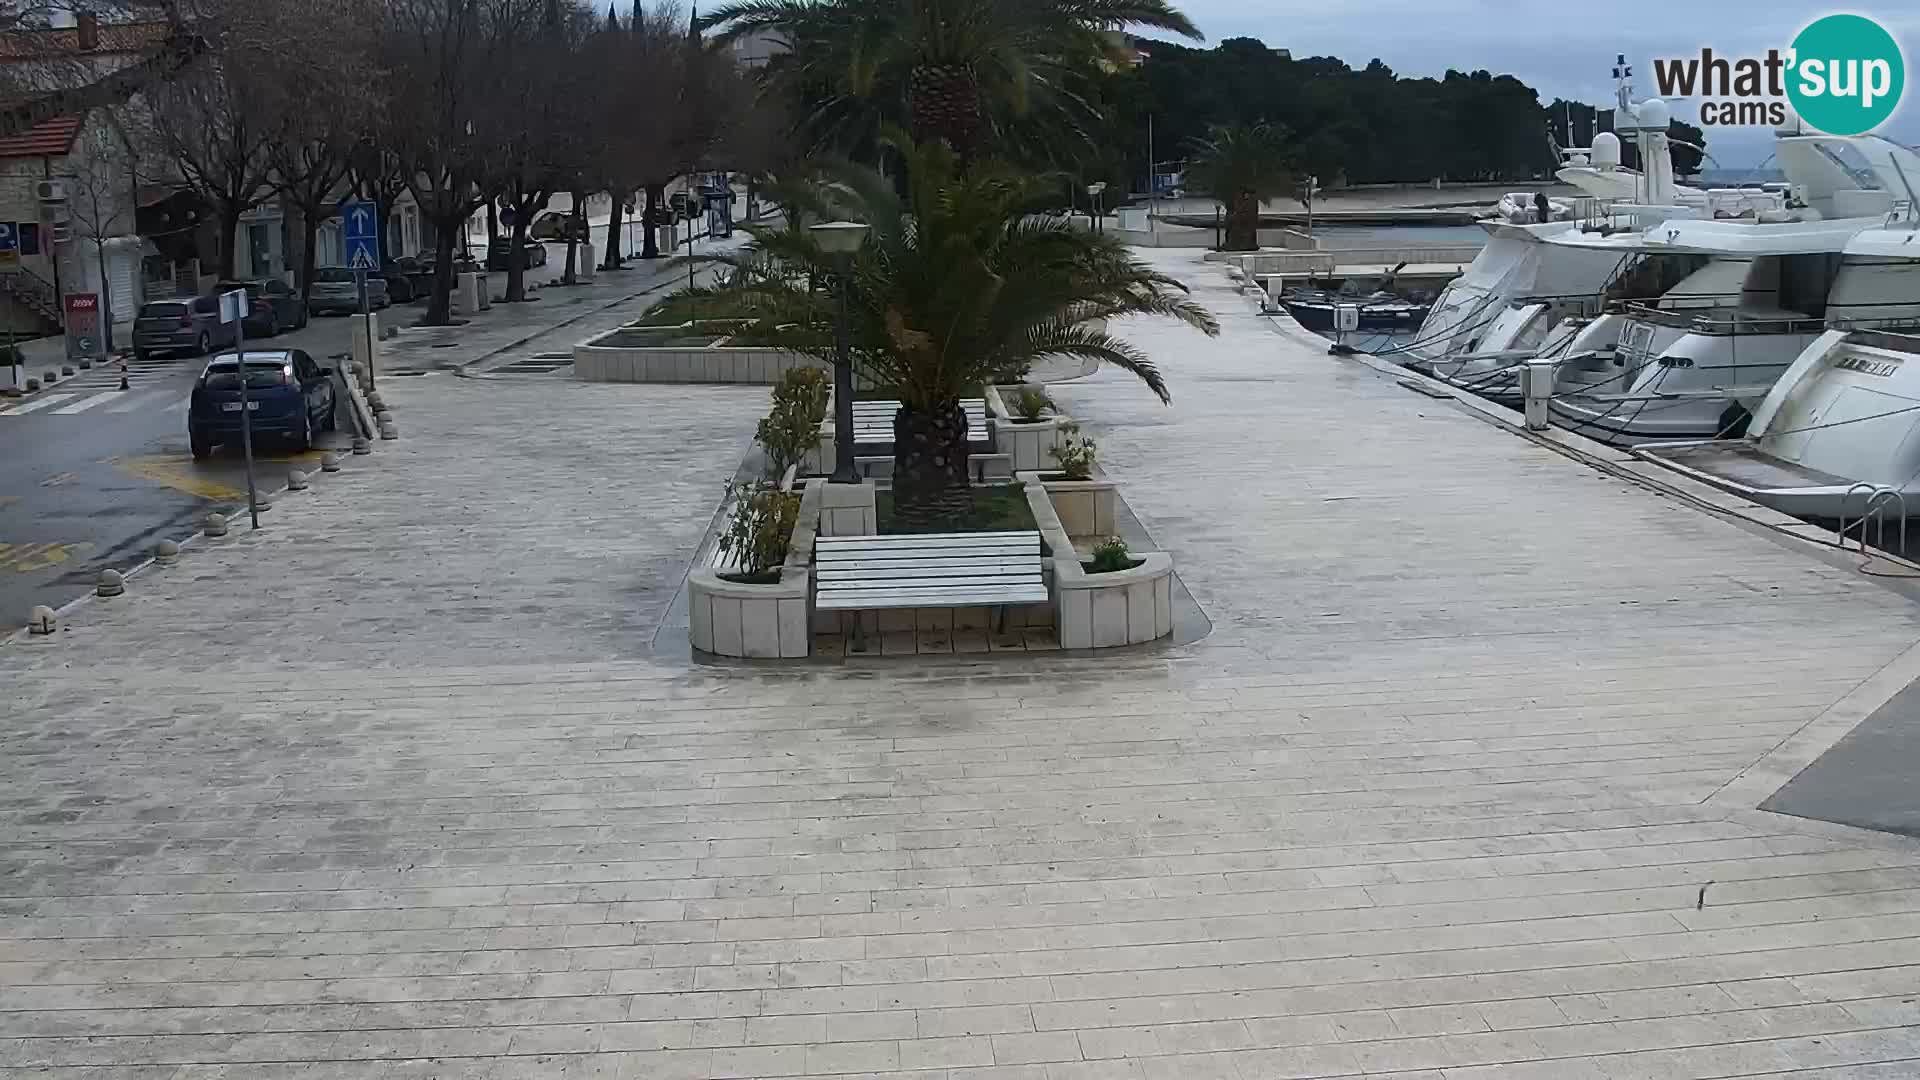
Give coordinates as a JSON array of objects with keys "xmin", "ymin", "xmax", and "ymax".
[
  {"xmin": 1051, "ymin": 422, "xmax": 1097, "ymax": 480},
  {"xmin": 718, "ymin": 480, "xmax": 800, "ymax": 579},
  {"xmin": 757, "ymin": 367, "xmax": 831, "ymax": 476},
  {"xmin": 1087, "ymin": 536, "xmax": 1135, "ymax": 574},
  {"xmin": 1011, "ymin": 387, "xmax": 1054, "ymax": 422}
]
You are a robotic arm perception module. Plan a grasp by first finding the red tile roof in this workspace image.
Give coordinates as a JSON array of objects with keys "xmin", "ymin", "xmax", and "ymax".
[
  {"xmin": 0, "ymin": 114, "xmax": 80, "ymax": 159},
  {"xmin": 0, "ymin": 22, "xmax": 173, "ymax": 60}
]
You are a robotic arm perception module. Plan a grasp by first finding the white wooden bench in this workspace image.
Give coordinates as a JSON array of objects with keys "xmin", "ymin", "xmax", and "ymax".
[
  {"xmin": 848, "ymin": 399, "xmax": 990, "ymax": 447},
  {"xmin": 814, "ymin": 531, "xmax": 1050, "ymax": 644}
]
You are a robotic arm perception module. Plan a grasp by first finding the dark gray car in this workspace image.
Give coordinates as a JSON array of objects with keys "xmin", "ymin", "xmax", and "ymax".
[{"xmin": 132, "ymin": 296, "xmax": 236, "ymax": 361}]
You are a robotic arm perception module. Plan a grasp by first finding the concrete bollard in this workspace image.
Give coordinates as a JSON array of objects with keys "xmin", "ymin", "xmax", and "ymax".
[
  {"xmin": 154, "ymin": 539, "xmax": 181, "ymax": 564},
  {"xmin": 351, "ymin": 436, "xmax": 372, "ymax": 456},
  {"xmin": 250, "ymin": 492, "xmax": 272, "ymax": 512},
  {"xmin": 204, "ymin": 511, "xmax": 229, "ymax": 537},
  {"xmin": 287, "ymin": 469, "xmax": 309, "ymax": 491},
  {"xmin": 27, "ymin": 605, "xmax": 56, "ymax": 635},
  {"xmin": 96, "ymin": 569, "xmax": 125, "ymax": 597},
  {"xmin": 378, "ymin": 417, "xmax": 399, "ymax": 440},
  {"xmin": 60, "ymin": 364, "xmax": 74, "ymax": 377},
  {"xmin": 320, "ymin": 451, "xmax": 342, "ymax": 472},
  {"xmin": 23, "ymin": 377, "xmax": 39, "ymax": 392},
  {"xmin": 366, "ymin": 393, "xmax": 385, "ymax": 414},
  {"xmin": 42, "ymin": 369, "xmax": 56, "ymax": 383},
  {"xmin": 78, "ymin": 359, "xmax": 92, "ymax": 370}
]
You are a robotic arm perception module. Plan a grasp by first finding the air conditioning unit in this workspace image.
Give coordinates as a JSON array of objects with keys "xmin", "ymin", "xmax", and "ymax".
[{"xmin": 35, "ymin": 180, "xmax": 67, "ymax": 202}]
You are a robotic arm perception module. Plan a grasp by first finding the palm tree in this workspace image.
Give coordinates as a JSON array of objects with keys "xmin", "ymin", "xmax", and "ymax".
[
  {"xmin": 1188, "ymin": 122, "xmax": 1294, "ymax": 252},
  {"xmin": 704, "ymin": 0, "xmax": 1202, "ymax": 163},
  {"xmin": 679, "ymin": 139, "xmax": 1219, "ymax": 528}
]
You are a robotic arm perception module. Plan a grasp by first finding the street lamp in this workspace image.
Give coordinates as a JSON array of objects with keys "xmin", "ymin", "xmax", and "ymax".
[
  {"xmin": 1086, "ymin": 182, "xmax": 1107, "ymax": 234},
  {"xmin": 809, "ymin": 220, "xmax": 871, "ymax": 484}
]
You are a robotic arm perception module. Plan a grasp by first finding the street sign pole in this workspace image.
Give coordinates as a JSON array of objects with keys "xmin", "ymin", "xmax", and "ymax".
[
  {"xmin": 221, "ymin": 288, "xmax": 259, "ymax": 530},
  {"xmin": 341, "ymin": 198, "xmax": 382, "ymax": 393}
]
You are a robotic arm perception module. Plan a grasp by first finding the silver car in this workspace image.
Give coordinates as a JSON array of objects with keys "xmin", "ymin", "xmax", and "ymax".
[{"xmin": 307, "ymin": 267, "xmax": 391, "ymax": 315}]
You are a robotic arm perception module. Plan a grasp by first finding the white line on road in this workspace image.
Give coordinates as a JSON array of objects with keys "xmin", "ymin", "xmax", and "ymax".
[
  {"xmin": 105, "ymin": 391, "xmax": 169, "ymax": 414},
  {"xmin": 52, "ymin": 393, "xmax": 116, "ymax": 414},
  {"xmin": 5, "ymin": 393, "xmax": 77, "ymax": 414}
]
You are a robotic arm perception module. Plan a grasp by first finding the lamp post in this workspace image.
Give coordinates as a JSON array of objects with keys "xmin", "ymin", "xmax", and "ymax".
[
  {"xmin": 808, "ymin": 220, "xmax": 871, "ymax": 484},
  {"xmin": 1086, "ymin": 182, "xmax": 1107, "ymax": 234}
]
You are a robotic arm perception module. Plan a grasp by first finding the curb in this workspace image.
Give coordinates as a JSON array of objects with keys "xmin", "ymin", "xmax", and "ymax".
[{"xmin": 451, "ymin": 270, "xmax": 688, "ymax": 380}]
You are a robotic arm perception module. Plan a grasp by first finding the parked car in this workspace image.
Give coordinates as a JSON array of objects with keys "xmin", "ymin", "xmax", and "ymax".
[
  {"xmin": 384, "ymin": 256, "xmax": 433, "ymax": 301},
  {"xmin": 188, "ymin": 349, "xmax": 337, "ymax": 458},
  {"xmin": 529, "ymin": 211, "xmax": 587, "ymax": 242},
  {"xmin": 131, "ymin": 296, "xmax": 236, "ymax": 361},
  {"xmin": 485, "ymin": 237, "xmax": 549, "ymax": 271},
  {"xmin": 211, "ymin": 278, "xmax": 307, "ymax": 336},
  {"xmin": 307, "ymin": 267, "xmax": 390, "ymax": 315}
]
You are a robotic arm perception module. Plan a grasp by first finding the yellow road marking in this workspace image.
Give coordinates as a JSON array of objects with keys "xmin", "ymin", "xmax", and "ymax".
[
  {"xmin": 0, "ymin": 541, "xmax": 92, "ymax": 574},
  {"xmin": 111, "ymin": 456, "xmax": 244, "ymax": 502}
]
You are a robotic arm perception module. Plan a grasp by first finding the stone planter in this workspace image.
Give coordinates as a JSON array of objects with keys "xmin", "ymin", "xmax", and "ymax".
[
  {"xmin": 688, "ymin": 481, "xmax": 821, "ymax": 659},
  {"xmin": 1021, "ymin": 472, "xmax": 1174, "ymax": 650},
  {"xmin": 985, "ymin": 384, "xmax": 1072, "ymax": 472},
  {"xmin": 1040, "ymin": 477, "xmax": 1117, "ymax": 538}
]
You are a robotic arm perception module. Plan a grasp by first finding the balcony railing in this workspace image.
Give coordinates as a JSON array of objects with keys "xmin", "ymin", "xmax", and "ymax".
[{"xmin": 1618, "ymin": 302, "xmax": 1827, "ymax": 337}]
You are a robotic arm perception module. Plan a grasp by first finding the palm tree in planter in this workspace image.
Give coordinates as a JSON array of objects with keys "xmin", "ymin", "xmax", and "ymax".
[
  {"xmin": 1188, "ymin": 122, "xmax": 1295, "ymax": 253},
  {"xmin": 692, "ymin": 139, "xmax": 1219, "ymax": 528}
]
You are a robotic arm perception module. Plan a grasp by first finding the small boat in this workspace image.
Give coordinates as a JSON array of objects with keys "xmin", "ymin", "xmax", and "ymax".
[{"xmin": 1280, "ymin": 288, "xmax": 1432, "ymax": 332}]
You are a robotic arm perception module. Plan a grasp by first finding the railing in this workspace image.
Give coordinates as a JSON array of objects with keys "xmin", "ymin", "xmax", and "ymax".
[
  {"xmin": 1842, "ymin": 484, "xmax": 1909, "ymax": 556},
  {"xmin": 1847, "ymin": 328, "xmax": 1920, "ymax": 356},
  {"xmin": 0, "ymin": 265, "xmax": 62, "ymax": 328},
  {"xmin": 1618, "ymin": 302, "xmax": 1828, "ymax": 337}
]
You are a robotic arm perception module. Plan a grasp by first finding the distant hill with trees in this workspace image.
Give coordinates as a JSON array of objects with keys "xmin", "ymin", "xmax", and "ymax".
[{"xmin": 1092, "ymin": 37, "xmax": 1707, "ymax": 191}]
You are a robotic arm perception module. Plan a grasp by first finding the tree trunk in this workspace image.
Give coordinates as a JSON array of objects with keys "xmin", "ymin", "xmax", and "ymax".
[
  {"xmin": 505, "ymin": 215, "xmax": 529, "ymax": 303},
  {"xmin": 640, "ymin": 185, "xmax": 663, "ymax": 259},
  {"xmin": 94, "ymin": 240, "xmax": 113, "ymax": 352},
  {"xmin": 485, "ymin": 200, "xmax": 498, "ymax": 246},
  {"xmin": 562, "ymin": 188, "xmax": 583, "ymax": 285},
  {"xmin": 423, "ymin": 221, "xmax": 458, "ymax": 325},
  {"xmin": 217, "ymin": 206, "xmax": 242, "ymax": 278},
  {"xmin": 1225, "ymin": 189, "xmax": 1260, "ymax": 252},
  {"xmin": 374, "ymin": 195, "xmax": 394, "ymax": 256},
  {"xmin": 909, "ymin": 63, "xmax": 984, "ymax": 162},
  {"xmin": 891, "ymin": 401, "xmax": 974, "ymax": 530},
  {"xmin": 601, "ymin": 193, "xmax": 624, "ymax": 270}
]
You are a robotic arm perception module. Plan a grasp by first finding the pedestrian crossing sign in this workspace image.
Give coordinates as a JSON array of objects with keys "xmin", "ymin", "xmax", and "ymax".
[{"xmin": 350, "ymin": 248, "xmax": 376, "ymax": 271}]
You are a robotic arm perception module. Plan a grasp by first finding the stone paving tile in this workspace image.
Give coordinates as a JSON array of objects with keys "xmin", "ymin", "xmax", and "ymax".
[{"xmin": 5, "ymin": 252, "xmax": 1920, "ymax": 1077}]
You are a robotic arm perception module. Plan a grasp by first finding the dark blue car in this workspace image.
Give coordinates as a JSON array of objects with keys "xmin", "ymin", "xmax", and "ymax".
[{"xmin": 188, "ymin": 350, "xmax": 337, "ymax": 460}]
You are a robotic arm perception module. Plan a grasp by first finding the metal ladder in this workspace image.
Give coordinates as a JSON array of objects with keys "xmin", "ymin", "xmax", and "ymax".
[{"xmin": 1841, "ymin": 483, "xmax": 1910, "ymax": 556}]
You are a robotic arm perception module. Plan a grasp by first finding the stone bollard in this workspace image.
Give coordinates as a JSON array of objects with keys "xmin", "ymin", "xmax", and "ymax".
[
  {"xmin": 42, "ymin": 369, "xmax": 57, "ymax": 384},
  {"xmin": 287, "ymin": 469, "xmax": 310, "ymax": 491},
  {"xmin": 78, "ymin": 359, "xmax": 92, "ymax": 370},
  {"xmin": 154, "ymin": 539, "xmax": 181, "ymax": 564},
  {"xmin": 60, "ymin": 364, "xmax": 75, "ymax": 377},
  {"xmin": 23, "ymin": 377, "xmax": 39, "ymax": 392},
  {"xmin": 320, "ymin": 451, "xmax": 342, "ymax": 473},
  {"xmin": 366, "ymin": 391, "xmax": 385, "ymax": 413},
  {"xmin": 378, "ymin": 417, "xmax": 399, "ymax": 440},
  {"xmin": 27, "ymin": 605, "xmax": 56, "ymax": 635},
  {"xmin": 204, "ymin": 511, "xmax": 229, "ymax": 537},
  {"xmin": 96, "ymin": 569, "xmax": 125, "ymax": 598},
  {"xmin": 250, "ymin": 491, "xmax": 272, "ymax": 512},
  {"xmin": 351, "ymin": 436, "xmax": 372, "ymax": 456}
]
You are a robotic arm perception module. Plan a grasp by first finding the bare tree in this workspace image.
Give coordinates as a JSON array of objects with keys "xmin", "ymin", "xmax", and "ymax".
[
  {"xmin": 62, "ymin": 109, "xmax": 138, "ymax": 350},
  {"xmin": 383, "ymin": 0, "xmax": 547, "ymax": 324},
  {"xmin": 488, "ymin": 0, "xmax": 598, "ymax": 302}
]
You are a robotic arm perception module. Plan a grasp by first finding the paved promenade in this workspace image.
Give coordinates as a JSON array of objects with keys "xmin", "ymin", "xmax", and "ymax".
[{"xmin": 5, "ymin": 253, "xmax": 1920, "ymax": 1078}]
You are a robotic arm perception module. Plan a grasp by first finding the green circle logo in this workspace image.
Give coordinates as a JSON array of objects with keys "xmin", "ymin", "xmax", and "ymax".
[{"xmin": 1786, "ymin": 14, "xmax": 1905, "ymax": 135}]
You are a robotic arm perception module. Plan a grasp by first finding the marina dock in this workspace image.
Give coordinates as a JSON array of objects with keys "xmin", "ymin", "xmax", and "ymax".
[{"xmin": 7, "ymin": 251, "xmax": 1920, "ymax": 1077}]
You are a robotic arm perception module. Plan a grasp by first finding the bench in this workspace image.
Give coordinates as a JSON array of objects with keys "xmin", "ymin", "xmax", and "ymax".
[
  {"xmin": 848, "ymin": 399, "xmax": 990, "ymax": 448},
  {"xmin": 814, "ymin": 531, "xmax": 1050, "ymax": 645}
]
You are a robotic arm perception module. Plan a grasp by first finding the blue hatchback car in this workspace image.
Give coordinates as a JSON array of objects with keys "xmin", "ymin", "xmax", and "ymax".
[{"xmin": 188, "ymin": 350, "xmax": 337, "ymax": 460}]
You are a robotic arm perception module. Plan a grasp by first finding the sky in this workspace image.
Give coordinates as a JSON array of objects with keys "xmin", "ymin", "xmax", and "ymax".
[{"xmin": 1164, "ymin": 1, "xmax": 1920, "ymax": 168}]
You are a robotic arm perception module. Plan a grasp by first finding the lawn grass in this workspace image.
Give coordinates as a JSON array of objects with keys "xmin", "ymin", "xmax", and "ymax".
[{"xmin": 877, "ymin": 483, "xmax": 1037, "ymax": 535}]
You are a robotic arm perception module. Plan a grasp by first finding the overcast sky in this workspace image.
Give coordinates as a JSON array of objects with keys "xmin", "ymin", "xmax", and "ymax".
[{"xmin": 1162, "ymin": 1, "xmax": 1920, "ymax": 167}]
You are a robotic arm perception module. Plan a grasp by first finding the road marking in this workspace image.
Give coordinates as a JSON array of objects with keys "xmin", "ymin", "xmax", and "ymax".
[
  {"xmin": 39, "ymin": 472, "xmax": 73, "ymax": 487},
  {"xmin": 6, "ymin": 393, "xmax": 77, "ymax": 414},
  {"xmin": 0, "ymin": 541, "xmax": 91, "ymax": 573},
  {"xmin": 52, "ymin": 392, "xmax": 114, "ymax": 414},
  {"xmin": 105, "ymin": 391, "xmax": 170, "ymax": 413},
  {"xmin": 112, "ymin": 455, "xmax": 243, "ymax": 501}
]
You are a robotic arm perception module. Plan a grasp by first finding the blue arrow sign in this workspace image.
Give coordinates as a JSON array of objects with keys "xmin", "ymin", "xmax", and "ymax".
[{"xmin": 341, "ymin": 199, "xmax": 380, "ymax": 271}]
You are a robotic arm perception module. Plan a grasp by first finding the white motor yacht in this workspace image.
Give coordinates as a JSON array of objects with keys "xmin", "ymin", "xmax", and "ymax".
[
  {"xmin": 1634, "ymin": 224, "xmax": 1920, "ymax": 521},
  {"xmin": 1546, "ymin": 133, "xmax": 1920, "ymax": 445}
]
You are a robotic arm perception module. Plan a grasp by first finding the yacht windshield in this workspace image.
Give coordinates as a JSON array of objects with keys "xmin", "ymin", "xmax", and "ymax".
[{"xmin": 1811, "ymin": 140, "xmax": 1883, "ymax": 190}]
